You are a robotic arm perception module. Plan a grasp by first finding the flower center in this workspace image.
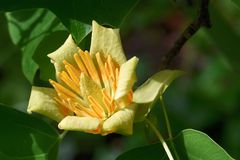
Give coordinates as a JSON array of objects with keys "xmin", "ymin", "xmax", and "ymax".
[{"xmin": 49, "ymin": 49, "xmax": 133, "ymax": 120}]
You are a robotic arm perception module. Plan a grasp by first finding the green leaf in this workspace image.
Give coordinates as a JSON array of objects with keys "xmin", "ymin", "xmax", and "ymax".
[
  {"xmin": 0, "ymin": 105, "xmax": 60, "ymax": 160},
  {"xmin": 116, "ymin": 129, "xmax": 234, "ymax": 160},
  {"xmin": 33, "ymin": 31, "xmax": 69, "ymax": 83},
  {"xmin": 4, "ymin": 0, "xmax": 139, "ymax": 83},
  {"xmin": 134, "ymin": 70, "xmax": 184, "ymax": 122},
  {"xmin": 1, "ymin": 0, "xmax": 139, "ymax": 43},
  {"xmin": 5, "ymin": 9, "xmax": 67, "ymax": 83}
]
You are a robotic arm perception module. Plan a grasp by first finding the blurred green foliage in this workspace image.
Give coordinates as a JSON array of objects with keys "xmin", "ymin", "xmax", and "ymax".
[
  {"xmin": 0, "ymin": 13, "xmax": 30, "ymax": 110},
  {"xmin": 0, "ymin": 0, "xmax": 240, "ymax": 159}
]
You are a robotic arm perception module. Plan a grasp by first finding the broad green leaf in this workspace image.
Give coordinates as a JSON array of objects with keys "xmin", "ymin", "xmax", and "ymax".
[
  {"xmin": 134, "ymin": 70, "xmax": 184, "ymax": 122},
  {"xmin": 0, "ymin": 105, "xmax": 60, "ymax": 160},
  {"xmin": 5, "ymin": 9, "xmax": 67, "ymax": 83},
  {"xmin": 33, "ymin": 31, "xmax": 69, "ymax": 83},
  {"xmin": 116, "ymin": 129, "xmax": 234, "ymax": 160},
  {"xmin": 1, "ymin": 0, "xmax": 139, "ymax": 44}
]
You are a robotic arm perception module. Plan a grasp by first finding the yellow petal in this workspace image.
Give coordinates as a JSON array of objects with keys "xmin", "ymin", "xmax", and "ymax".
[
  {"xmin": 58, "ymin": 116, "xmax": 100, "ymax": 132},
  {"xmin": 102, "ymin": 103, "xmax": 136, "ymax": 135},
  {"xmin": 90, "ymin": 20, "xmax": 126, "ymax": 65},
  {"xmin": 48, "ymin": 35, "xmax": 78, "ymax": 79},
  {"xmin": 27, "ymin": 86, "xmax": 65, "ymax": 122},
  {"xmin": 115, "ymin": 56, "xmax": 138, "ymax": 100}
]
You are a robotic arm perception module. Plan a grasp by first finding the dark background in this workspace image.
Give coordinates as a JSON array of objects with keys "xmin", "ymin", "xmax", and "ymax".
[{"xmin": 0, "ymin": 0, "xmax": 239, "ymax": 159}]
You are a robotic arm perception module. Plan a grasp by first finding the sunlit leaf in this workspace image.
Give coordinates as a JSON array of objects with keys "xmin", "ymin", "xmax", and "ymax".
[
  {"xmin": 116, "ymin": 129, "xmax": 234, "ymax": 160},
  {"xmin": 1, "ymin": 0, "xmax": 139, "ymax": 44},
  {"xmin": 5, "ymin": 9, "xmax": 67, "ymax": 83},
  {"xmin": 0, "ymin": 105, "xmax": 60, "ymax": 160}
]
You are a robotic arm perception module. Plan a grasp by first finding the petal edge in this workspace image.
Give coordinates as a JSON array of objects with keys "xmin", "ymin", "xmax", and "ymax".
[
  {"xmin": 102, "ymin": 104, "xmax": 136, "ymax": 135},
  {"xmin": 90, "ymin": 20, "xmax": 127, "ymax": 65},
  {"xmin": 115, "ymin": 56, "xmax": 139, "ymax": 100},
  {"xmin": 58, "ymin": 116, "xmax": 100, "ymax": 133},
  {"xmin": 48, "ymin": 35, "xmax": 78, "ymax": 79},
  {"xmin": 28, "ymin": 86, "xmax": 65, "ymax": 122}
]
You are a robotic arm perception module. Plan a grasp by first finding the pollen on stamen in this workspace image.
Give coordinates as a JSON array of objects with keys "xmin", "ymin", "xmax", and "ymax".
[
  {"xmin": 96, "ymin": 52, "xmax": 110, "ymax": 90},
  {"xmin": 88, "ymin": 96, "xmax": 106, "ymax": 119},
  {"xmin": 102, "ymin": 89, "xmax": 115, "ymax": 114},
  {"xmin": 74, "ymin": 53, "xmax": 89, "ymax": 76},
  {"xmin": 59, "ymin": 71, "xmax": 80, "ymax": 95},
  {"xmin": 54, "ymin": 97, "xmax": 71, "ymax": 116},
  {"xmin": 74, "ymin": 102, "xmax": 100, "ymax": 118},
  {"xmin": 49, "ymin": 79, "xmax": 77, "ymax": 99},
  {"xmin": 63, "ymin": 60, "xmax": 80, "ymax": 84},
  {"xmin": 79, "ymin": 50, "xmax": 101, "ymax": 85}
]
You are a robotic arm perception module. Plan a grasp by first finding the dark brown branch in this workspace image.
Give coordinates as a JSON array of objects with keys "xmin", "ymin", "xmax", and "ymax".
[{"xmin": 159, "ymin": 0, "xmax": 211, "ymax": 69}]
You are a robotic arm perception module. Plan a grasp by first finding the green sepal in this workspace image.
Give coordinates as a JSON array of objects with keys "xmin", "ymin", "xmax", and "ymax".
[{"xmin": 133, "ymin": 70, "xmax": 184, "ymax": 122}]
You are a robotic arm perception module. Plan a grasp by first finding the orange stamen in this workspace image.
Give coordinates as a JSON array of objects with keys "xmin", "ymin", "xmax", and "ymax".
[
  {"xmin": 63, "ymin": 60, "xmax": 80, "ymax": 84},
  {"xmin": 74, "ymin": 52, "xmax": 89, "ymax": 76},
  {"xmin": 50, "ymin": 79, "xmax": 77, "ymax": 99},
  {"xmin": 96, "ymin": 53, "xmax": 110, "ymax": 90},
  {"xmin": 102, "ymin": 89, "xmax": 114, "ymax": 114},
  {"xmin": 59, "ymin": 71, "xmax": 80, "ymax": 95},
  {"xmin": 49, "ymin": 51, "xmax": 133, "ymax": 122},
  {"xmin": 88, "ymin": 96, "xmax": 106, "ymax": 119},
  {"xmin": 79, "ymin": 50, "xmax": 100, "ymax": 85}
]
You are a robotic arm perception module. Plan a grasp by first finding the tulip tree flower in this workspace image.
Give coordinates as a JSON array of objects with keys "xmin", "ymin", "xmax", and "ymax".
[
  {"xmin": 28, "ymin": 21, "xmax": 138, "ymax": 135},
  {"xmin": 28, "ymin": 20, "xmax": 183, "ymax": 136}
]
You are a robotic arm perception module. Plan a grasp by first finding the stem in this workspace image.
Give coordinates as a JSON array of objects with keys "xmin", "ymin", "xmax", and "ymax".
[
  {"xmin": 160, "ymin": 96, "xmax": 180, "ymax": 160},
  {"xmin": 59, "ymin": 130, "xmax": 68, "ymax": 139},
  {"xmin": 159, "ymin": 0, "xmax": 211, "ymax": 69},
  {"xmin": 146, "ymin": 119, "xmax": 174, "ymax": 160},
  {"xmin": 160, "ymin": 96, "xmax": 173, "ymax": 139}
]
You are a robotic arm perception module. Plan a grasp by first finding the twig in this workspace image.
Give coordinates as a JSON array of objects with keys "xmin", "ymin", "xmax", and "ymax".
[{"xmin": 159, "ymin": 0, "xmax": 211, "ymax": 69}]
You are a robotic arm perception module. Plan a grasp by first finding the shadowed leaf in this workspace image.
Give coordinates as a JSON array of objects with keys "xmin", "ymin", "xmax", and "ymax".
[
  {"xmin": 116, "ymin": 129, "xmax": 234, "ymax": 160},
  {"xmin": 0, "ymin": 105, "xmax": 60, "ymax": 160}
]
